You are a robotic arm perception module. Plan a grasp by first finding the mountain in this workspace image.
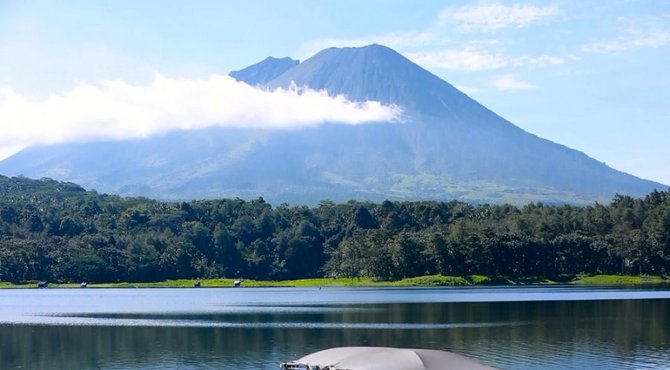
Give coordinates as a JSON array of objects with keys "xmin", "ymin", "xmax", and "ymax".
[
  {"xmin": 0, "ymin": 44, "xmax": 664, "ymax": 204},
  {"xmin": 229, "ymin": 56, "xmax": 299, "ymax": 86},
  {"xmin": 268, "ymin": 45, "xmax": 471, "ymax": 116}
]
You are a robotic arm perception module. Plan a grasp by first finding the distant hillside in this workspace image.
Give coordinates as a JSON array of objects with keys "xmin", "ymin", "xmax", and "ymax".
[{"xmin": 0, "ymin": 44, "xmax": 664, "ymax": 205}]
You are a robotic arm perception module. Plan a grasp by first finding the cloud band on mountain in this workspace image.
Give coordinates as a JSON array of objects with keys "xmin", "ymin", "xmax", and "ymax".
[{"xmin": 0, "ymin": 74, "xmax": 401, "ymax": 158}]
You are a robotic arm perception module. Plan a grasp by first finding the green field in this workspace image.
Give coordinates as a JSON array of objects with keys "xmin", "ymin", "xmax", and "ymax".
[{"xmin": 2, "ymin": 274, "xmax": 668, "ymax": 289}]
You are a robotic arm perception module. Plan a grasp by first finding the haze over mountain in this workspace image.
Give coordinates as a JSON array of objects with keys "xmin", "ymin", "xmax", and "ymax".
[{"xmin": 0, "ymin": 44, "xmax": 664, "ymax": 205}]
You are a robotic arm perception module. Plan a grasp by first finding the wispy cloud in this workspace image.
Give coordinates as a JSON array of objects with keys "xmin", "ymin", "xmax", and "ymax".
[
  {"xmin": 512, "ymin": 55, "xmax": 565, "ymax": 68},
  {"xmin": 301, "ymin": 3, "xmax": 564, "ymax": 73},
  {"xmin": 407, "ymin": 48, "xmax": 566, "ymax": 72},
  {"xmin": 491, "ymin": 74, "xmax": 537, "ymax": 92},
  {"xmin": 0, "ymin": 75, "xmax": 401, "ymax": 157},
  {"xmin": 438, "ymin": 3, "xmax": 560, "ymax": 32},
  {"xmin": 583, "ymin": 30, "xmax": 670, "ymax": 53},
  {"xmin": 298, "ymin": 31, "xmax": 434, "ymax": 59},
  {"xmin": 405, "ymin": 47, "xmax": 508, "ymax": 71}
]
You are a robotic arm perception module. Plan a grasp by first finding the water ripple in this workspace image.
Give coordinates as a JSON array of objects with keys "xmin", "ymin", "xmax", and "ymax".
[{"xmin": 23, "ymin": 315, "xmax": 533, "ymax": 329}]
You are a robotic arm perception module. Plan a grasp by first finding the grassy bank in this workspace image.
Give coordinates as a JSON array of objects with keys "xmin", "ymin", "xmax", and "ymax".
[
  {"xmin": 2, "ymin": 274, "xmax": 668, "ymax": 289},
  {"xmin": 570, "ymin": 274, "xmax": 668, "ymax": 285}
]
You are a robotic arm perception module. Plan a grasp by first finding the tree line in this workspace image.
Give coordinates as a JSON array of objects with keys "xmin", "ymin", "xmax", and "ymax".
[{"xmin": 1, "ymin": 175, "xmax": 669, "ymax": 283}]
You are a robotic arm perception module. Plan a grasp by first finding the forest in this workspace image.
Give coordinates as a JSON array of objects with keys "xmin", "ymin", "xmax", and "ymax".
[{"xmin": 0, "ymin": 175, "xmax": 669, "ymax": 283}]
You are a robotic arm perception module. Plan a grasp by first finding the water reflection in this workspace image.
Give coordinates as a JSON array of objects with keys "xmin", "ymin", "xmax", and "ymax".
[{"xmin": 0, "ymin": 289, "xmax": 669, "ymax": 369}]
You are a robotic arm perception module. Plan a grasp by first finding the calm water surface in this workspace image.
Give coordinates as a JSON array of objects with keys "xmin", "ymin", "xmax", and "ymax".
[{"xmin": 1, "ymin": 286, "xmax": 669, "ymax": 369}]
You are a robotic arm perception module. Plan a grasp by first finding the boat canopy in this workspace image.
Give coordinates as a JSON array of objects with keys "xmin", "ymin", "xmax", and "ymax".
[{"xmin": 288, "ymin": 346, "xmax": 495, "ymax": 370}]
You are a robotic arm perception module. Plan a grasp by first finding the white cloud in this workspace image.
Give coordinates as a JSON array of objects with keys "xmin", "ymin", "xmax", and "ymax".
[
  {"xmin": 491, "ymin": 74, "xmax": 537, "ymax": 91},
  {"xmin": 513, "ymin": 55, "xmax": 565, "ymax": 68},
  {"xmin": 405, "ymin": 48, "xmax": 565, "ymax": 72},
  {"xmin": 406, "ymin": 47, "xmax": 508, "ymax": 71},
  {"xmin": 439, "ymin": 3, "xmax": 560, "ymax": 32},
  {"xmin": 300, "ymin": 4, "xmax": 565, "ymax": 74},
  {"xmin": 0, "ymin": 75, "xmax": 401, "ymax": 158},
  {"xmin": 583, "ymin": 31, "xmax": 670, "ymax": 53}
]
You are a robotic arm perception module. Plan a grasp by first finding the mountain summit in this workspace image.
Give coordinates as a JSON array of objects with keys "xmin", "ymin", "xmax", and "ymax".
[
  {"xmin": 269, "ymin": 44, "xmax": 472, "ymax": 117},
  {"xmin": 0, "ymin": 45, "xmax": 663, "ymax": 204}
]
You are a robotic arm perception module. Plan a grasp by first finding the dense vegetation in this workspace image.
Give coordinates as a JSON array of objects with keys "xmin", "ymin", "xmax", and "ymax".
[{"xmin": 1, "ymin": 175, "xmax": 669, "ymax": 283}]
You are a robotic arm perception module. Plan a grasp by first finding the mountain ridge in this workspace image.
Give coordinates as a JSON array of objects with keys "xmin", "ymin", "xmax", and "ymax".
[
  {"xmin": 0, "ymin": 44, "xmax": 664, "ymax": 205},
  {"xmin": 229, "ymin": 56, "xmax": 299, "ymax": 86}
]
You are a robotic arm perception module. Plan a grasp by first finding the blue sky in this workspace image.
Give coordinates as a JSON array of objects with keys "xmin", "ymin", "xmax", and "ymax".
[{"xmin": 1, "ymin": 0, "xmax": 669, "ymax": 185}]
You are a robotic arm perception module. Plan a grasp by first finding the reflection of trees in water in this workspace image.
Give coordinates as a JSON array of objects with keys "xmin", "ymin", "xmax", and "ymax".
[
  {"xmin": 0, "ymin": 325, "xmax": 275, "ymax": 369},
  {"xmin": 1, "ymin": 300, "xmax": 668, "ymax": 369}
]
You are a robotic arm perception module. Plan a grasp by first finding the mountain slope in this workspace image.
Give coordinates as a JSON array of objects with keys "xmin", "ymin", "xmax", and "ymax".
[
  {"xmin": 267, "ymin": 45, "xmax": 663, "ymax": 201},
  {"xmin": 0, "ymin": 45, "xmax": 664, "ymax": 204}
]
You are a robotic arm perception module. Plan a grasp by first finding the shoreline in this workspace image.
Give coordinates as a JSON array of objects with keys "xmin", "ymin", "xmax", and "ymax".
[{"xmin": 1, "ymin": 274, "xmax": 668, "ymax": 289}]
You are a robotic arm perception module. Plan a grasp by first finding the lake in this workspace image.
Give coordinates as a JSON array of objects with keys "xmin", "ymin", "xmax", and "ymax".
[{"xmin": 1, "ymin": 286, "xmax": 669, "ymax": 369}]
